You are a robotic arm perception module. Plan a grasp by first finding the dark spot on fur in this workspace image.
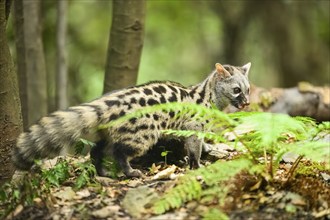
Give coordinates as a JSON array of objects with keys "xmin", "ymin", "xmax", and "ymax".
[
  {"xmin": 160, "ymin": 95, "xmax": 167, "ymax": 103},
  {"xmin": 161, "ymin": 121, "xmax": 167, "ymax": 128},
  {"xmin": 169, "ymin": 111, "xmax": 175, "ymax": 118},
  {"xmin": 138, "ymin": 124, "xmax": 149, "ymax": 130},
  {"xmin": 147, "ymin": 98, "xmax": 159, "ymax": 106},
  {"xmin": 143, "ymin": 135, "xmax": 149, "ymax": 141},
  {"xmin": 109, "ymin": 114, "xmax": 119, "ymax": 121},
  {"xmin": 139, "ymin": 98, "xmax": 146, "ymax": 106},
  {"xmin": 143, "ymin": 88, "xmax": 153, "ymax": 95},
  {"xmin": 189, "ymin": 87, "xmax": 197, "ymax": 97},
  {"xmin": 168, "ymin": 93, "xmax": 178, "ymax": 102},
  {"xmin": 126, "ymin": 89, "xmax": 140, "ymax": 95},
  {"xmin": 153, "ymin": 114, "xmax": 159, "ymax": 120},
  {"xmin": 153, "ymin": 85, "xmax": 167, "ymax": 94},
  {"xmin": 105, "ymin": 100, "xmax": 120, "ymax": 107},
  {"xmin": 168, "ymin": 85, "xmax": 178, "ymax": 93},
  {"xmin": 130, "ymin": 97, "xmax": 137, "ymax": 104},
  {"xmin": 118, "ymin": 126, "xmax": 135, "ymax": 133},
  {"xmin": 119, "ymin": 110, "xmax": 126, "ymax": 117},
  {"xmin": 196, "ymin": 80, "xmax": 208, "ymax": 104},
  {"xmin": 179, "ymin": 89, "xmax": 188, "ymax": 100},
  {"xmin": 146, "ymin": 114, "xmax": 151, "ymax": 118},
  {"xmin": 129, "ymin": 117, "xmax": 137, "ymax": 124},
  {"xmin": 150, "ymin": 124, "xmax": 155, "ymax": 129}
]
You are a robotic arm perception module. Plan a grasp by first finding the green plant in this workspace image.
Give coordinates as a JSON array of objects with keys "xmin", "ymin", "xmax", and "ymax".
[
  {"xmin": 42, "ymin": 159, "xmax": 70, "ymax": 187},
  {"xmin": 75, "ymin": 138, "xmax": 96, "ymax": 155},
  {"xmin": 161, "ymin": 148, "xmax": 172, "ymax": 165},
  {"xmin": 100, "ymin": 102, "xmax": 329, "ymax": 216},
  {"xmin": 202, "ymin": 208, "xmax": 229, "ymax": 220},
  {"xmin": 152, "ymin": 158, "xmax": 252, "ymax": 214},
  {"xmin": 0, "ymin": 158, "xmax": 99, "ymax": 218},
  {"xmin": 74, "ymin": 161, "xmax": 98, "ymax": 190}
]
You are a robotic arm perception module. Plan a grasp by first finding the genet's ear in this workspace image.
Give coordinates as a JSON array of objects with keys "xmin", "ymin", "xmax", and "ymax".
[
  {"xmin": 215, "ymin": 63, "xmax": 231, "ymax": 78},
  {"xmin": 242, "ymin": 62, "xmax": 251, "ymax": 76}
]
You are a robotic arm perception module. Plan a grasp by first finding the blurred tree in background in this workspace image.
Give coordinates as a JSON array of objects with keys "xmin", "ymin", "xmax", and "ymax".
[
  {"xmin": 14, "ymin": 0, "xmax": 48, "ymax": 129},
  {"xmin": 6, "ymin": 0, "xmax": 329, "ymax": 108},
  {"xmin": 103, "ymin": 0, "xmax": 145, "ymax": 94}
]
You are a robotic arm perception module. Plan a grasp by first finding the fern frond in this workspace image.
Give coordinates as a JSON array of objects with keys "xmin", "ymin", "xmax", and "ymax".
[
  {"xmin": 99, "ymin": 102, "xmax": 237, "ymax": 130},
  {"xmin": 152, "ymin": 158, "xmax": 251, "ymax": 214},
  {"xmin": 287, "ymin": 141, "xmax": 330, "ymax": 164},
  {"xmin": 202, "ymin": 208, "xmax": 229, "ymax": 220},
  {"xmin": 236, "ymin": 112, "xmax": 308, "ymax": 148}
]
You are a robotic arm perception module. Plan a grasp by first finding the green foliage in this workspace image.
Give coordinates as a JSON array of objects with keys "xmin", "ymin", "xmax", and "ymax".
[
  {"xmin": 102, "ymin": 102, "xmax": 329, "ymax": 216},
  {"xmin": 74, "ymin": 161, "xmax": 98, "ymax": 190},
  {"xmin": 0, "ymin": 158, "xmax": 99, "ymax": 218},
  {"xmin": 0, "ymin": 174, "xmax": 48, "ymax": 218},
  {"xmin": 99, "ymin": 102, "xmax": 236, "ymax": 130},
  {"xmin": 236, "ymin": 112, "xmax": 309, "ymax": 147},
  {"xmin": 152, "ymin": 158, "xmax": 252, "ymax": 214},
  {"xmin": 42, "ymin": 159, "xmax": 70, "ymax": 187},
  {"xmin": 161, "ymin": 149, "xmax": 172, "ymax": 165},
  {"xmin": 75, "ymin": 138, "xmax": 96, "ymax": 155},
  {"xmin": 202, "ymin": 208, "xmax": 229, "ymax": 220},
  {"xmin": 296, "ymin": 161, "xmax": 329, "ymax": 176}
]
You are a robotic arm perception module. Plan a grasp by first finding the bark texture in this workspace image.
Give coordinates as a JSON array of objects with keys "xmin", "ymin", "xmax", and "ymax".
[
  {"xmin": 56, "ymin": 0, "xmax": 68, "ymax": 110},
  {"xmin": 0, "ymin": 0, "xmax": 22, "ymax": 184},
  {"xmin": 103, "ymin": 0, "xmax": 146, "ymax": 93},
  {"xmin": 14, "ymin": 0, "xmax": 48, "ymax": 129}
]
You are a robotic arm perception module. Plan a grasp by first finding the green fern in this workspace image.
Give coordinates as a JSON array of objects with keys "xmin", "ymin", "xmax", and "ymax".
[
  {"xmin": 202, "ymin": 208, "xmax": 229, "ymax": 220},
  {"xmin": 99, "ymin": 102, "xmax": 236, "ymax": 130},
  {"xmin": 97, "ymin": 102, "xmax": 329, "ymax": 216},
  {"xmin": 152, "ymin": 158, "xmax": 252, "ymax": 214}
]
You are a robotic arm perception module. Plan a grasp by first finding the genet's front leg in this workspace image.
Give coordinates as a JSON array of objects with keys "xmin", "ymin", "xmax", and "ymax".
[
  {"xmin": 112, "ymin": 142, "xmax": 143, "ymax": 178},
  {"xmin": 185, "ymin": 135, "xmax": 202, "ymax": 169}
]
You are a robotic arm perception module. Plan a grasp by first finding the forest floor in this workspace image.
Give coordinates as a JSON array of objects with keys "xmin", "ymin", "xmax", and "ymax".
[{"xmin": 4, "ymin": 143, "xmax": 330, "ymax": 220}]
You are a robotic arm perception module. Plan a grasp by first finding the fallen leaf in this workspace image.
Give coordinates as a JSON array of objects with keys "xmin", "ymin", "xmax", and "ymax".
[
  {"xmin": 91, "ymin": 205, "xmax": 120, "ymax": 218},
  {"xmin": 53, "ymin": 187, "xmax": 76, "ymax": 201},
  {"xmin": 152, "ymin": 165, "xmax": 177, "ymax": 180}
]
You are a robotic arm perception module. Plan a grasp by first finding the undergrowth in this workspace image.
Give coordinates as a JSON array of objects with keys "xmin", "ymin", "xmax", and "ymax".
[
  {"xmin": 1, "ymin": 103, "xmax": 329, "ymax": 219},
  {"xmin": 0, "ymin": 158, "xmax": 98, "ymax": 218},
  {"xmin": 100, "ymin": 102, "xmax": 329, "ymax": 218}
]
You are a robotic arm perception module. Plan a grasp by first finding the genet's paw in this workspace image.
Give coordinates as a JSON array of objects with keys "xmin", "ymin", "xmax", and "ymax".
[{"xmin": 125, "ymin": 169, "xmax": 143, "ymax": 178}]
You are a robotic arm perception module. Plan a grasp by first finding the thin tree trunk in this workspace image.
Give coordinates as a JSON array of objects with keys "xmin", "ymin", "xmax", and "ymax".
[
  {"xmin": 103, "ymin": 0, "xmax": 146, "ymax": 94},
  {"xmin": 56, "ymin": 0, "xmax": 68, "ymax": 110},
  {"xmin": 14, "ymin": 0, "xmax": 48, "ymax": 129},
  {"xmin": 0, "ymin": 0, "xmax": 23, "ymax": 184}
]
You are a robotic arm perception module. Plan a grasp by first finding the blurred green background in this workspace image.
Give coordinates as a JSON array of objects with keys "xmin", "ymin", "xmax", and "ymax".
[{"xmin": 7, "ymin": 0, "xmax": 330, "ymax": 106}]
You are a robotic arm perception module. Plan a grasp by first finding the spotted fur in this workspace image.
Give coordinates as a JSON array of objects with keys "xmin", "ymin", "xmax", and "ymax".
[{"xmin": 13, "ymin": 62, "xmax": 251, "ymax": 177}]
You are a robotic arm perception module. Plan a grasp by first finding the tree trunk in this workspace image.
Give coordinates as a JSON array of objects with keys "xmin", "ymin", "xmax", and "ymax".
[
  {"xmin": 14, "ymin": 0, "xmax": 48, "ymax": 129},
  {"xmin": 103, "ymin": 0, "xmax": 146, "ymax": 94},
  {"xmin": 0, "ymin": 0, "xmax": 23, "ymax": 184},
  {"xmin": 210, "ymin": 1, "xmax": 253, "ymax": 64},
  {"xmin": 56, "ymin": 0, "xmax": 68, "ymax": 110}
]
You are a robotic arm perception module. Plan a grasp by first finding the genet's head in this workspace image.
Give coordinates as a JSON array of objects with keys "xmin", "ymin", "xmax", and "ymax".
[{"xmin": 212, "ymin": 62, "xmax": 251, "ymax": 110}]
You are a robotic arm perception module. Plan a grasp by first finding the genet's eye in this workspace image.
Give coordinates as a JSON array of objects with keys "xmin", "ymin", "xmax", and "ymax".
[
  {"xmin": 247, "ymin": 88, "xmax": 250, "ymax": 94},
  {"xmin": 233, "ymin": 87, "xmax": 241, "ymax": 94}
]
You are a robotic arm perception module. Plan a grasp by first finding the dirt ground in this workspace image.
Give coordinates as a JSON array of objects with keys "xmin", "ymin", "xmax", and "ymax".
[{"xmin": 5, "ymin": 145, "xmax": 330, "ymax": 220}]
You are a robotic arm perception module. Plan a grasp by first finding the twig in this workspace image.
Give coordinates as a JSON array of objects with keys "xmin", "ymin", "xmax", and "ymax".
[{"xmin": 284, "ymin": 155, "xmax": 304, "ymax": 186}]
